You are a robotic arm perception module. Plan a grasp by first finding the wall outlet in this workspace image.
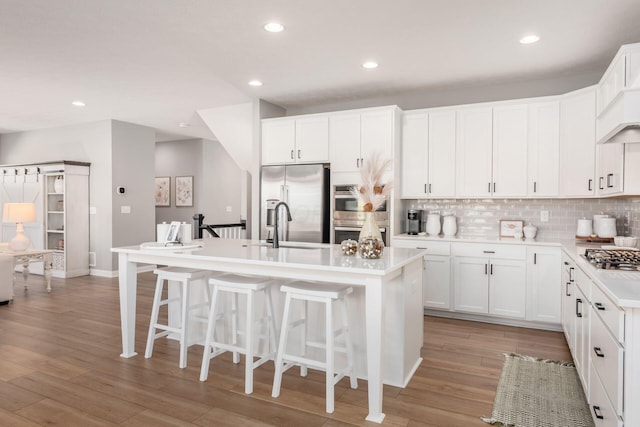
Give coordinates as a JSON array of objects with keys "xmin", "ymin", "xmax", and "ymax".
[
  {"xmin": 89, "ymin": 206, "xmax": 97, "ymax": 215},
  {"xmin": 121, "ymin": 205, "xmax": 131, "ymax": 214},
  {"xmin": 89, "ymin": 252, "xmax": 96, "ymax": 267},
  {"xmin": 540, "ymin": 210, "xmax": 549, "ymax": 222},
  {"xmin": 226, "ymin": 205, "xmax": 232, "ymax": 212}
]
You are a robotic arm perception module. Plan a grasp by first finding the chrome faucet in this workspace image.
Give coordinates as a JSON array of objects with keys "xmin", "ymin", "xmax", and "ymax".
[{"xmin": 272, "ymin": 201, "xmax": 292, "ymax": 248}]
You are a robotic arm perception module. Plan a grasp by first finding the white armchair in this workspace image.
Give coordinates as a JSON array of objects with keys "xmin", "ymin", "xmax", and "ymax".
[{"xmin": 0, "ymin": 254, "xmax": 15, "ymax": 303}]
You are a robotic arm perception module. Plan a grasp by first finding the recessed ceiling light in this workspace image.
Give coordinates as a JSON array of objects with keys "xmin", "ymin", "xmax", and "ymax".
[
  {"xmin": 248, "ymin": 80, "xmax": 263, "ymax": 87},
  {"xmin": 179, "ymin": 122, "xmax": 190, "ymax": 128},
  {"xmin": 520, "ymin": 34, "xmax": 540, "ymax": 44},
  {"xmin": 264, "ymin": 22, "xmax": 285, "ymax": 33},
  {"xmin": 362, "ymin": 61, "xmax": 379, "ymax": 69},
  {"xmin": 71, "ymin": 100, "xmax": 86, "ymax": 107}
]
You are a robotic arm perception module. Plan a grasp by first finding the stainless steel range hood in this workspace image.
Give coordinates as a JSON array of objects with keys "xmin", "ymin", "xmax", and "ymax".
[{"xmin": 597, "ymin": 89, "xmax": 640, "ymax": 144}]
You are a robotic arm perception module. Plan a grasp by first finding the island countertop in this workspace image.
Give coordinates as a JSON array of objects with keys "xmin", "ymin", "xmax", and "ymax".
[{"xmin": 112, "ymin": 238, "xmax": 426, "ymax": 424}]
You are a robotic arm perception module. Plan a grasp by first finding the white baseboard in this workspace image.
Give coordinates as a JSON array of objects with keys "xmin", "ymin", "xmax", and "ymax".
[
  {"xmin": 424, "ymin": 309, "xmax": 563, "ymax": 332},
  {"xmin": 90, "ymin": 264, "xmax": 156, "ymax": 278}
]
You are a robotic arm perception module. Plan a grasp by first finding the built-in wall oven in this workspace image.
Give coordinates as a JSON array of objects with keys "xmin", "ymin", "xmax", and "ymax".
[{"xmin": 332, "ymin": 185, "xmax": 389, "ymax": 245}]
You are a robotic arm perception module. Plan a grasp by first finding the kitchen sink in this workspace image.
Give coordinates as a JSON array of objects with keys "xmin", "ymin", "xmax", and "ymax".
[{"xmin": 244, "ymin": 241, "xmax": 328, "ymax": 250}]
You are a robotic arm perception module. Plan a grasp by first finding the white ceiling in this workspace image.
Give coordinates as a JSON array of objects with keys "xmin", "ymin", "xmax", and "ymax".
[{"xmin": 2, "ymin": 0, "xmax": 640, "ymax": 141}]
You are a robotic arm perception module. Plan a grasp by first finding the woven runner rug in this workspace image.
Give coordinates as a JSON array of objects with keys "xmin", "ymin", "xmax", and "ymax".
[{"xmin": 482, "ymin": 353, "xmax": 594, "ymax": 427}]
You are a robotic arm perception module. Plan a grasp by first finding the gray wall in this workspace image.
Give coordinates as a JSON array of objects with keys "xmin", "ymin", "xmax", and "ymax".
[
  {"xmin": 0, "ymin": 119, "xmax": 156, "ymax": 273},
  {"xmin": 155, "ymin": 138, "xmax": 243, "ymax": 235},
  {"xmin": 111, "ymin": 120, "xmax": 156, "ymax": 267}
]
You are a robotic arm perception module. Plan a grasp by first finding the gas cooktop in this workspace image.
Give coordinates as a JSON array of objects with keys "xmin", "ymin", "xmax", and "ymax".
[{"xmin": 584, "ymin": 248, "xmax": 640, "ymax": 271}]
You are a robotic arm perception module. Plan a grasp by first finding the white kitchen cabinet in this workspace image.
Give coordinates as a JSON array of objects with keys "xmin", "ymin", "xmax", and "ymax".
[
  {"xmin": 452, "ymin": 243, "xmax": 526, "ymax": 319},
  {"xmin": 527, "ymin": 101, "xmax": 560, "ymax": 197},
  {"xmin": 596, "ymin": 143, "xmax": 624, "ymax": 196},
  {"xmin": 455, "ymin": 104, "xmax": 528, "ymax": 198},
  {"xmin": 574, "ymin": 281, "xmax": 590, "ymax": 391},
  {"xmin": 401, "ymin": 109, "xmax": 456, "ymax": 198},
  {"xmin": 597, "ymin": 52, "xmax": 627, "ymax": 116},
  {"xmin": 561, "ymin": 254, "xmax": 576, "ymax": 352},
  {"xmin": 527, "ymin": 246, "xmax": 561, "ymax": 325},
  {"xmin": 330, "ymin": 107, "xmax": 397, "ymax": 176},
  {"xmin": 492, "ymin": 104, "xmax": 528, "ymax": 197},
  {"xmin": 392, "ymin": 238, "xmax": 451, "ymax": 310},
  {"xmin": 262, "ymin": 116, "xmax": 329, "ymax": 165},
  {"xmin": 559, "ymin": 87, "xmax": 597, "ymax": 197},
  {"xmin": 455, "ymin": 106, "xmax": 493, "ymax": 197}
]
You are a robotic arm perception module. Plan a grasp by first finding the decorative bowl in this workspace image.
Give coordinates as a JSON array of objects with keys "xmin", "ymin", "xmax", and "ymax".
[{"xmin": 614, "ymin": 236, "xmax": 638, "ymax": 248}]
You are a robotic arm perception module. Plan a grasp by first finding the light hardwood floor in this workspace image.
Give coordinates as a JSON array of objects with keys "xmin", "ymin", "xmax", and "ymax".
[{"xmin": 0, "ymin": 272, "xmax": 572, "ymax": 426}]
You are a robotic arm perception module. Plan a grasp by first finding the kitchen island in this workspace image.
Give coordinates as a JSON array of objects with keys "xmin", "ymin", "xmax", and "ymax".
[{"xmin": 112, "ymin": 239, "xmax": 425, "ymax": 423}]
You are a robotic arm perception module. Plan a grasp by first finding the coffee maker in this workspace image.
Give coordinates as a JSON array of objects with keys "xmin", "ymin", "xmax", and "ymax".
[
  {"xmin": 265, "ymin": 199, "xmax": 279, "ymax": 241},
  {"xmin": 407, "ymin": 209, "xmax": 420, "ymax": 235}
]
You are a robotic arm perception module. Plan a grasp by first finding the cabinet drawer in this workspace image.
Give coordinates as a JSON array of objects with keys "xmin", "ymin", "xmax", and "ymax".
[
  {"xmin": 575, "ymin": 267, "xmax": 592, "ymax": 302},
  {"xmin": 591, "ymin": 312, "xmax": 624, "ymax": 416},
  {"xmin": 591, "ymin": 283, "xmax": 624, "ymax": 343},
  {"xmin": 452, "ymin": 242, "xmax": 525, "ymax": 259},
  {"xmin": 589, "ymin": 363, "xmax": 623, "ymax": 427},
  {"xmin": 393, "ymin": 238, "xmax": 451, "ymax": 255}
]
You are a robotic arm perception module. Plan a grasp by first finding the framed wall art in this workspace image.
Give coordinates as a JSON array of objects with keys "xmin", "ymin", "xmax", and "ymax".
[
  {"xmin": 154, "ymin": 177, "xmax": 170, "ymax": 207},
  {"xmin": 499, "ymin": 219, "xmax": 524, "ymax": 238},
  {"xmin": 175, "ymin": 176, "xmax": 193, "ymax": 207}
]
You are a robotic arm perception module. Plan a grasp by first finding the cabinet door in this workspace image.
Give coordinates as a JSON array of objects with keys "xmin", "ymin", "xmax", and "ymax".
[
  {"xmin": 456, "ymin": 107, "xmax": 493, "ymax": 197},
  {"xmin": 295, "ymin": 116, "xmax": 329, "ymax": 163},
  {"xmin": 596, "ymin": 143, "xmax": 624, "ymax": 196},
  {"xmin": 262, "ymin": 119, "xmax": 295, "ymax": 165},
  {"xmin": 329, "ymin": 113, "xmax": 361, "ymax": 173},
  {"xmin": 401, "ymin": 113, "xmax": 429, "ymax": 198},
  {"xmin": 428, "ymin": 110, "xmax": 457, "ymax": 197},
  {"xmin": 528, "ymin": 101, "xmax": 560, "ymax": 197},
  {"xmin": 360, "ymin": 109, "xmax": 394, "ymax": 166},
  {"xmin": 562, "ymin": 259, "xmax": 576, "ymax": 353},
  {"xmin": 559, "ymin": 89, "xmax": 596, "ymax": 197},
  {"xmin": 423, "ymin": 255, "xmax": 451, "ymax": 309},
  {"xmin": 489, "ymin": 259, "xmax": 526, "ymax": 318},
  {"xmin": 492, "ymin": 104, "xmax": 528, "ymax": 197},
  {"xmin": 527, "ymin": 247, "xmax": 561, "ymax": 324},
  {"xmin": 454, "ymin": 256, "xmax": 489, "ymax": 314},
  {"xmin": 574, "ymin": 285, "xmax": 590, "ymax": 389}
]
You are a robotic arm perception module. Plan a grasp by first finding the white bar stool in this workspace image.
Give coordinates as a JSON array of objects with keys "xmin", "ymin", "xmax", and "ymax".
[
  {"xmin": 145, "ymin": 267, "xmax": 211, "ymax": 368},
  {"xmin": 271, "ymin": 281, "xmax": 357, "ymax": 414},
  {"xmin": 200, "ymin": 274, "xmax": 278, "ymax": 394}
]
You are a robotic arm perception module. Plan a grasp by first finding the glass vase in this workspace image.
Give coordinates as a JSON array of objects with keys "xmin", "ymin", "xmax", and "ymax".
[{"xmin": 358, "ymin": 212, "xmax": 384, "ymax": 259}]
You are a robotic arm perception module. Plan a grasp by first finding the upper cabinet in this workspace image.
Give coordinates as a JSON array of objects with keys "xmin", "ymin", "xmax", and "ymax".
[
  {"xmin": 456, "ymin": 104, "xmax": 528, "ymax": 198},
  {"xmin": 401, "ymin": 109, "xmax": 456, "ymax": 198},
  {"xmin": 330, "ymin": 107, "xmax": 396, "ymax": 174},
  {"xmin": 527, "ymin": 101, "xmax": 560, "ymax": 197},
  {"xmin": 559, "ymin": 87, "xmax": 597, "ymax": 197},
  {"xmin": 262, "ymin": 116, "xmax": 329, "ymax": 165}
]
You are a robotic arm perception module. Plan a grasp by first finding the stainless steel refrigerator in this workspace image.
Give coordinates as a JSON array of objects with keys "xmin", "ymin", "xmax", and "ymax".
[{"xmin": 260, "ymin": 164, "xmax": 330, "ymax": 243}]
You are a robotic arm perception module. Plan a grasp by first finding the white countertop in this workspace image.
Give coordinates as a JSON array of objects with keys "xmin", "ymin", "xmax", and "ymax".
[
  {"xmin": 113, "ymin": 238, "xmax": 426, "ymax": 276},
  {"xmin": 393, "ymin": 233, "xmax": 640, "ymax": 309}
]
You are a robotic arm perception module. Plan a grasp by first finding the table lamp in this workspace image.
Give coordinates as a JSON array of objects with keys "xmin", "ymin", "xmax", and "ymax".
[{"xmin": 2, "ymin": 202, "xmax": 36, "ymax": 251}]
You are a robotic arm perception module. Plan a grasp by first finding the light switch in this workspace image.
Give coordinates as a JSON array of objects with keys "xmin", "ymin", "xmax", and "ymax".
[
  {"xmin": 226, "ymin": 206, "xmax": 232, "ymax": 212},
  {"xmin": 121, "ymin": 205, "xmax": 131, "ymax": 214},
  {"xmin": 89, "ymin": 206, "xmax": 97, "ymax": 215},
  {"xmin": 540, "ymin": 210, "xmax": 549, "ymax": 222}
]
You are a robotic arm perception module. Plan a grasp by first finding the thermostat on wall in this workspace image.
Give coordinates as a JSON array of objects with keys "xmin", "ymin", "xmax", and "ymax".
[{"xmin": 116, "ymin": 186, "xmax": 126, "ymax": 195}]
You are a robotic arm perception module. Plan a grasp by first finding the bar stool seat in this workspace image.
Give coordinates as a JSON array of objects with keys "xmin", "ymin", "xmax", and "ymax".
[
  {"xmin": 145, "ymin": 267, "xmax": 211, "ymax": 368},
  {"xmin": 272, "ymin": 280, "xmax": 357, "ymax": 414},
  {"xmin": 200, "ymin": 274, "xmax": 278, "ymax": 395}
]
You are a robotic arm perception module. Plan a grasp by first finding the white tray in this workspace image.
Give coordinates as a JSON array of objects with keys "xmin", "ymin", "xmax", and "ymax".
[{"xmin": 139, "ymin": 242, "xmax": 203, "ymax": 250}]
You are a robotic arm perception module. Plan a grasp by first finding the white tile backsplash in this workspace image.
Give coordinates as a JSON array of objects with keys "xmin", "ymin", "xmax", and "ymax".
[{"xmin": 402, "ymin": 198, "xmax": 640, "ymax": 240}]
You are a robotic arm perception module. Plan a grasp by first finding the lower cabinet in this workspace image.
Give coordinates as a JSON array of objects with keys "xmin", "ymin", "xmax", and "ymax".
[
  {"xmin": 423, "ymin": 254, "xmax": 451, "ymax": 310},
  {"xmin": 560, "ymin": 249, "xmax": 627, "ymax": 427},
  {"xmin": 527, "ymin": 246, "xmax": 561, "ymax": 324}
]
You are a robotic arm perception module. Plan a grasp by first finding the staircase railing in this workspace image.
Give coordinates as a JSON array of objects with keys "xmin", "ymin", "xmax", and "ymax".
[{"xmin": 192, "ymin": 214, "xmax": 246, "ymax": 239}]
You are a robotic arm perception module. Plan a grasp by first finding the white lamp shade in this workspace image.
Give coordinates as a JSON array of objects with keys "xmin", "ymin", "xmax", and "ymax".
[{"xmin": 2, "ymin": 203, "xmax": 36, "ymax": 223}]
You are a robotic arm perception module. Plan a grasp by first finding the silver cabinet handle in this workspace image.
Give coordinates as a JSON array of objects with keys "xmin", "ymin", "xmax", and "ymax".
[
  {"xmin": 533, "ymin": 181, "xmax": 537, "ymax": 193},
  {"xmin": 588, "ymin": 179, "xmax": 593, "ymax": 191},
  {"xmin": 599, "ymin": 176, "xmax": 604, "ymax": 190},
  {"xmin": 298, "ymin": 149, "xmax": 301, "ymax": 159},
  {"xmin": 290, "ymin": 149, "xmax": 294, "ymax": 159},
  {"xmin": 607, "ymin": 173, "xmax": 613, "ymax": 188}
]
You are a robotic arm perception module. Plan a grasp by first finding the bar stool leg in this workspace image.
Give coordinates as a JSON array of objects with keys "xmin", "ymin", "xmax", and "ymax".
[
  {"xmin": 272, "ymin": 292, "xmax": 292, "ymax": 398},
  {"xmin": 145, "ymin": 275, "xmax": 164, "ymax": 359},
  {"xmin": 325, "ymin": 297, "xmax": 334, "ymax": 413},
  {"xmin": 244, "ymin": 290, "xmax": 254, "ymax": 394},
  {"xmin": 179, "ymin": 279, "xmax": 189, "ymax": 368},
  {"xmin": 265, "ymin": 286, "xmax": 278, "ymax": 353},
  {"xmin": 300, "ymin": 299, "xmax": 308, "ymax": 377},
  {"xmin": 231, "ymin": 291, "xmax": 240, "ymax": 364},
  {"xmin": 341, "ymin": 296, "xmax": 358, "ymax": 389},
  {"xmin": 200, "ymin": 285, "xmax": 220, "ymax": 381}
]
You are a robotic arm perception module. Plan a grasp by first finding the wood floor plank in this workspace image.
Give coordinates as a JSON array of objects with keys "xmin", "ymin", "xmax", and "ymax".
[{"xmin": 0, "ymin": 273, "xmax": 572, "ymax": 426}]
